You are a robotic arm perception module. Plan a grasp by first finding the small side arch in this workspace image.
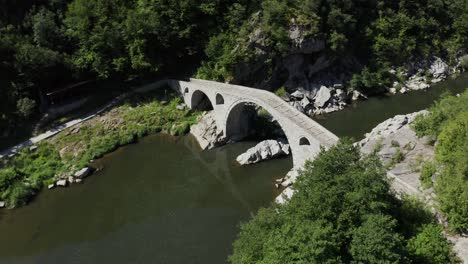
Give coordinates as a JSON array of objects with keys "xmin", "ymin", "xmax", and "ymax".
[
  {"xmin": 299, "ymin": 137, "xmax": 311, "ymax": 146},
  {"xmin": 184, "ymin": 87, "xmax": 189, "ymax": 94},
  {"xmin": 191, "ymin": 90, "xmax": 214, "ymax": 111},
  {"xmin": 216, "ymin": 94, "xmax": 225, "ymax": 105}
]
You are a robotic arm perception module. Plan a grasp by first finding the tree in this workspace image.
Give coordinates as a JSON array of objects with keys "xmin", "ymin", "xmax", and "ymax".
[
  {"xmin": 16, "ymin": 97, "xmax": 36, "ymax": 118},
  {"xmin": 407, "ymin": 224, "xmax": 457, "ymax": 264},
  {"xmin": 350, "ymin": 214, "xmax": 405, "ymax": 264}
]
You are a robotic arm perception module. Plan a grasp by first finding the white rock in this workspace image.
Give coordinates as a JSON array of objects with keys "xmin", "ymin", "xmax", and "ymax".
[
  {"xmin": 75, "ymin": 178, "xmax": 83, "ymax": 184},
  {"xmin": 68, "ymin": 176, "xmax": 75, "ymax": 184},
  {"xmin": 29, "ymin": 146, "xmax": 38, "ymax": 152},
  {"xmin": 300, "ymin": 97, "xmax": 311, "ymax": 108},
  {"xmin": 335, "ymin": 89, "xmax": 347, "ymax": 101},
  {"xmin": 430, "ymin": 57, "xmax": 449, "ymax": 78},
  {"xmin": 236, "ymin": 140, "xmax": 290, "ymax": 165},
  {"xmin": 275, "ymin": 187, "xmax": 294, "ymax": 204},
  {"xmin": 352, "ymin": 90, "xmax": 367, "ymax": 101},
  {"xmin": 176, "ymin": 104, "xmax": 186, "ymax": 110},
  {"xmin": 0, "ymin": 201, "xmax": 5, "ymax": 208},
  {"xmin": 74, "ymin": 167, "xmax": 91, "ymax": 179},
  {"xmin": 314, "ymin": 86, "xmax": 331, "ymax": 107},
  {"xmin": 56, "ymin": 180, "xmax": 67, "ymax": 187},
  {"xmin": 48, "ymin": 184, "xmax": 55, "ymax": 189},
  {"xmin": 291, "ymin": 90, "xmax": 305, "ymax": 99}
]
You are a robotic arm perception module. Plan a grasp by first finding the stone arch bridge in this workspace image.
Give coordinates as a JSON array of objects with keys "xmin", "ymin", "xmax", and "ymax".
[{"xmin": 166, "ymin": 79, "xmax": 339, "ymax": 168}]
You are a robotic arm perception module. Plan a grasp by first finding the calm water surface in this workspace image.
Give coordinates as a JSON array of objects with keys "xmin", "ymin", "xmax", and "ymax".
[
  {"xmin": 0, "ymin": 135, "xmax": 291, "ymax": 264},
  {"xmin": 0, "ymin": 73, "xmax": 466, "ymax": 263},
  {"xmin": 316, "ymin": 73, "xmax": 468, "ymax": 139}
]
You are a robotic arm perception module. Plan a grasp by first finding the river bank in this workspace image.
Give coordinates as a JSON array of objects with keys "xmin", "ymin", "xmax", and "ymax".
[{"xmin": 0, "ymin": 86, "xmax": 199, "ymax": 209}]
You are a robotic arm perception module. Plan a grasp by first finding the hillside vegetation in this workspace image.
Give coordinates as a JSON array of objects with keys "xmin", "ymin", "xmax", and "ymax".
[
  {"xmin": 230, "ymin": 140, "xmax": 458, "ymax": 263},
  {"xmin": 1, "ymin": 0, "xmax": 467, "ymax": 132},
  {"xmin": 413, "ymin": 91, "xmax": 468, "ymax": 233}
]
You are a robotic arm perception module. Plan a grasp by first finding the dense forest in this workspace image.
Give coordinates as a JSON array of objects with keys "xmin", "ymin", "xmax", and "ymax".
[{"xmin": 1, "ymin": 0, "xmax": 467, "ymax": 134}]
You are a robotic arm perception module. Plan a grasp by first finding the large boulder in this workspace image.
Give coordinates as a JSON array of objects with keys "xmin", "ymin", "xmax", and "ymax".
[
  {"xmin": 236, "ymin": 139, "xmax": 290, "ymax": 165},
  {"xmin": 314, "ymin": 86, "xmax": 332, "ymax": 108}
]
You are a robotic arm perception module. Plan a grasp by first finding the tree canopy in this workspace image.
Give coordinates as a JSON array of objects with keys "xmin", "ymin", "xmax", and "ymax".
[{"xmin": 229, "ymin": 140, "xmax": 457, "ymax": 263}]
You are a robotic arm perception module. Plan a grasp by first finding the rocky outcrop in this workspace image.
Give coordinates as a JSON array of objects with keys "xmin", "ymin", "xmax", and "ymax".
[
  {"xmin": 190, "ymin": 111, "xmax": 225, "ymax": 150},
  {"xmin": 359, "ymin": 111, "xmax": 433, "ymax": 190},
  {"xmin": 236, "ymin": 139, "xmax": 290, "ymax": 165}
]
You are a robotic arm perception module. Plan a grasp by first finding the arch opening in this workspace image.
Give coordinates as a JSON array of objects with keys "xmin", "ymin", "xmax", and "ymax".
[
  {"xmin": 184, "ymin": 87, "xmax": 189, "ymax": 94},
  {"xmin": 191, "ymin": 90, "xmax": 214, "ymax": 111},
  {"xmin": 216, "ymin": 94, "xmax": 224, "ymax": 105},
  {"xmin": 299, "ymin": 137, "xmax": 311, "ymax": 146},
  {"xmin": 225, "ymin": 102, "xmax": 287, "ymax": 143}
]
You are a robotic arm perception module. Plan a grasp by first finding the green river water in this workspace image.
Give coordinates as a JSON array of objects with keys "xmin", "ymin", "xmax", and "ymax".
[{"xmin": 0, "ymin": 73, "xmax": 466, "ymax": 264}]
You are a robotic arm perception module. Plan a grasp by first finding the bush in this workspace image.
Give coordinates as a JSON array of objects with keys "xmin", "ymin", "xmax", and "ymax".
[
  {"xmin": 274, "ymin": 86, "xmax": 287, "ymax": 97},
  {"xmin": 459, "ymin": 55, "xmax": 468, "ymax": 70},
  {"xmin": 407, "ymin": 224, "xmax": 457, "ymax": 264},
  {"xmin": 420, "ymin": 161, "xmax": 436, "ymax": 189},
  {"xmin": 16, "ymin": 97, "xmax": 36, "ymax": 118}
]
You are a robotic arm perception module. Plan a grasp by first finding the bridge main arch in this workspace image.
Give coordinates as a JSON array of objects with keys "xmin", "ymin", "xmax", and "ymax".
[{"xmin": 222, "ymin": 98, "xmax": 319, "ymax": 168}]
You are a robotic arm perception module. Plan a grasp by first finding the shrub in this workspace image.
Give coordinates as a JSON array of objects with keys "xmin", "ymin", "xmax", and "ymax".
[
  {"xmin": 274, "ymin": 86, "xmax": 287, "ymax": 97},
  {"xmin": 459, "ymin": 55, "xmax": 468, "ymax": 70},
  {"xmin": 420, "ymin": 161, "xmax": 436, "ymax": 189},
  {"xmin": 407, "ymin": 224, "xmax": 457, "ymax": 264}
]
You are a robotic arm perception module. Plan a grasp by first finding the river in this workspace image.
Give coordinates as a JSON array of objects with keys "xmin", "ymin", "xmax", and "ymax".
[{"xmin": 0, "ymin": 73, "xmax": 466, "ymax": 264}]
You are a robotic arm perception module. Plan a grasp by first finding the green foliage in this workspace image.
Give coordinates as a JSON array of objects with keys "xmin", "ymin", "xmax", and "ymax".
[
  {"xmin": 391, "ymin": 140, "xmax": 400, "ymax": 147},
  {"xmin": 420, "ymin": 161, "xmax": 436, "ymax": 189},
  {"xmin": 412, "ymin": 91, "xmax": 468, "ymax": 232},
  {"xmin": 230, "ymin": 140, "xmax": 402, "ymax": 263},
  {"xmin": 274, "ymin": 86, "xmax": 287, "ymax": 97},
  {"xmin": 388, "ymin": 148, "xmax": 405, "ymax": 168},
  {"xmin": 16, "ymin": 97, "xmax": 36, "ymax": 118},
  {"xmin": 350, "ymin": 67, "xmax": 391, "ymax": 94},
  {"xmin": 230, "ymin": 140, "xmax": 456, "ymax": 263},
  {"xmin": 0, "ymin": 143, "xmax": 63, "ymax": 208},
  {"xmin": 350, "ymin": 214, "xmax": 405, "ymax": 263},
  {"xmin": 412, "ymin": 92, "xmax": 468, "ymax": 138},
  {"xmin": 407, "ymin": 224, "xmax": 458, "ymax": 264},
  {"xmin": 460, "ymin": 55, "xmax": 468, "ymax": 70}
]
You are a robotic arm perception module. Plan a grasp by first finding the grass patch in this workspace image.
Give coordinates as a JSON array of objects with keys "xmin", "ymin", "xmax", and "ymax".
[
  {"xmin": 274, "ymin": 86, "xmax": 287, "ymax": 97},
  {"xmin": 0, "ymin": 86, "xmax": 199, "ymax": 208}
]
